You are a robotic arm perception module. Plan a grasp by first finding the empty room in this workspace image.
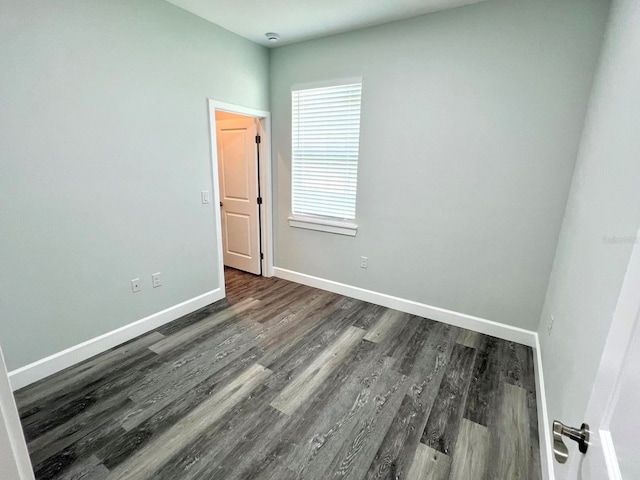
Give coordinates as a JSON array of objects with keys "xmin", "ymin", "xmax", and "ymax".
[{"xmin": 1, "ymin": 0, "xmax": 639, "ymax": 479}]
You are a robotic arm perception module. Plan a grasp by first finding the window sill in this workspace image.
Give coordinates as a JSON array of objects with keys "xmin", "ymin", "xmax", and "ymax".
[{"xmin": 288, "ymin": 216, "xmax": 358, "ymax": 237}]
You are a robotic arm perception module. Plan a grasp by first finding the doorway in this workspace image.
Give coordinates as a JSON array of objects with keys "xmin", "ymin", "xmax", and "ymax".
[
  {"xmin": 215, "ymin": 111, "xmax": 261, "ymax": 275},
  {"xmin": 208, "ymin": 101, "xmax": 272, "ymax": 287}
]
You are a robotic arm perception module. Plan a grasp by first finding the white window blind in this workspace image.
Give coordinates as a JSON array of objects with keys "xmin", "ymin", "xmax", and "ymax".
[{"xmin": 292, "ymin": 81, "xmax": 362, "ymax": 221}]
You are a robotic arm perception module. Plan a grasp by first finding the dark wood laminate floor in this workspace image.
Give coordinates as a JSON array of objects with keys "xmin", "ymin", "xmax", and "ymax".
[{"xmin": 15, "ymin": 268, "xmax": 541, "ymax": 480}]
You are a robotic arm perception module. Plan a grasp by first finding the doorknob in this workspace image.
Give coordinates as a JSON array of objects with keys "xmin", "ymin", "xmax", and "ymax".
[{"xmin": 552, "ymin": 420, "xmax": 589, "ymax": 464}]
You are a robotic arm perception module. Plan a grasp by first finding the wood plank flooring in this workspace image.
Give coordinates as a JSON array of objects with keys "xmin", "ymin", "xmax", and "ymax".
[{"xmin": 14, "ymin": 268, "xmax": 541, "ymax": 480}]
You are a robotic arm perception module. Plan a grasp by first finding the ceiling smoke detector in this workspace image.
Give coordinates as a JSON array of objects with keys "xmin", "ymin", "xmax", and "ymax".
[{"xmin": 265, "ymin": 32, "xmax": 280, "ymax": 43}]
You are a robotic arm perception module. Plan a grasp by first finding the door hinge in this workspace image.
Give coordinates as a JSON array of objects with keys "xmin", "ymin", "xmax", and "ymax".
[
  {"xmin": 257, "ymin": 197, "xmax": 263, "ymax": 205},
  {"xmin": 260, "ymin": 253, "xmax": 264, "ymax": 260},
  {"xmin": 255, "ymin": 135, "xmax": 261, "ymax": 144}
]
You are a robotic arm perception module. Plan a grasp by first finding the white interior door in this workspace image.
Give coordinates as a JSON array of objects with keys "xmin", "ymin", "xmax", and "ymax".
[
  {"xmin": 216, "ymin": 117, "xmax": 261, "ymax": 275},
  {"xmin": 570, "ymin": 233, "xmax": 640, "ymax": 479}
]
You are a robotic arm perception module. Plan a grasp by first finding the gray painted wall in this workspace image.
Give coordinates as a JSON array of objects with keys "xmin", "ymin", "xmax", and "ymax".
[
  {"xmin": 537, "ymin": 0, "xmax": 640, "ymax": 476},
  {"xmin": 270, "ymin": 0, "xmax": 610, "ymax": 330},
  {"xmin": 0, "ymin": 0, "xmax": 269, "ymax": 370}
]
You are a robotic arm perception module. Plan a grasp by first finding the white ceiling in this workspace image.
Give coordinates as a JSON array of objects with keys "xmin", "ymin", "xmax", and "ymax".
[{"xmin": 165, "ymin": 0, "xmax": 486, "ymax": 47}]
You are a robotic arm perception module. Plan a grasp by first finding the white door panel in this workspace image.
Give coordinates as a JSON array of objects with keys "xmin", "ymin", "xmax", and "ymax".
[
  {"xmin": 220, "ymin": 129, "xmax": 250, "ymax": 200},
  {"xmin": 216, "ymin": 117, "xmax": 261, "ymax": 275},
  {"xmin": 607, "ymin": 336, "xmax": 640, "ymax": 479},
  {"xmin": 224, "ymin": 212, "xmax": 252, "ymax": 257},
  {"xmin": 568, "ymin": 230, "xmax": 640, "ymax": 479}
]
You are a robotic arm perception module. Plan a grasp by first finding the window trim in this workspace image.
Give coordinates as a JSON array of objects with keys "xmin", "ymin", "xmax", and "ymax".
[
  {"xmin": 287, "ymin": 215, "xmax": 358, "ymax": 236},
  {"xmin": 291, "ymin": 77, "xmax": 363, "ymax": 92},
  {"xmin": 289, "ymin": 77, "xmax": 363, "ymax": 237}
]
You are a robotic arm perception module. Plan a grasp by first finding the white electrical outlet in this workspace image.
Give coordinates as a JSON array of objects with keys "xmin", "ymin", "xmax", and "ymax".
[
  {"xmin": 201, "ymin": 190, "xmax": 210, "ymax": 204},
  {"xmin": 360, "ymin": 256, "xmax": 368, "ymax": 269},
  {"xmin": 152, "ymin": 272, "xmax": 162, "ymax": 288},
  {"xmin": 131, "ymin": 278, "xmax": 141, "ymax": 293},
  {"xmin": 548, "ymin": 314, "xmax": 554, "ymax": 335}
]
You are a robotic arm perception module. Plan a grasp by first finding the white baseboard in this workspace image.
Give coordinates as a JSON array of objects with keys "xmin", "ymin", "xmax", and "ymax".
[
  {"xmin": 533, "ymin": 334, "xmax": 555, "ymax": 480},
  {"xmin": 8, "ymin": 288, "xmax": 225, "ymax": 391},
  {"xmin": 273, "ymin": 267, "xmax": 536, "ymax": 347}
]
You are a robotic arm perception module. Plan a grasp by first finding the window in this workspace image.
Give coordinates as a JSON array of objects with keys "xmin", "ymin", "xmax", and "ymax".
[{"xmin": 288, "ymin": 79, "xmax": 362, "ymax": 236}]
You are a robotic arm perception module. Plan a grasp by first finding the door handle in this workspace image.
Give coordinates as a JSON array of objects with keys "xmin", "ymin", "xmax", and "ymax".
[
  {"xmin": 220, "ymin": 201, "xmax": 223, "ymax": 207},
  {"xmin": 552, "ymin": 420, "xmax": 589, "ymax": 464}
]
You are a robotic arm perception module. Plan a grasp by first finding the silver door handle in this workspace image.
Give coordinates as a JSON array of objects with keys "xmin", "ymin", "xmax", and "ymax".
[{"xmin": 552, "ymin": 420, "xmax": 589, "ymax": 464}]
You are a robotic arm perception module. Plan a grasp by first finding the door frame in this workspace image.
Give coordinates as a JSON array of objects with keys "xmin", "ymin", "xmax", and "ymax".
[
  {"xmin": 207, "ymin": 99, "xmax": 274, "ymax": 291},
  {"xmin": 0, "ymin": 346, "xmax": 35, "ymax": 480}
]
